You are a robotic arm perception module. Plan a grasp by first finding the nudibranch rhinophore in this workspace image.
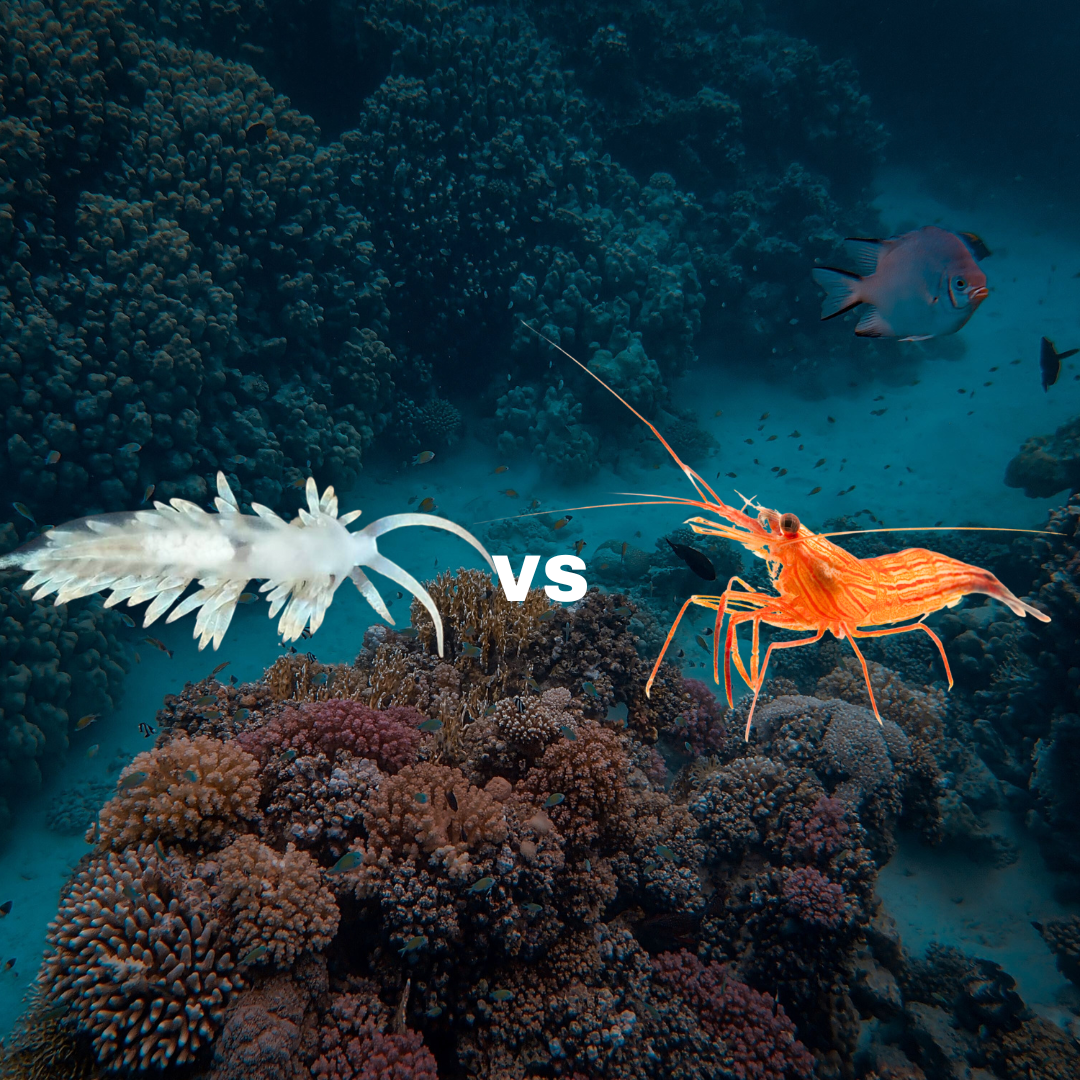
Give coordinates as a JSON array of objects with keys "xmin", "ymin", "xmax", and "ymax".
[{"xmin": 0, "ymin": 473, "xmax": 494, "ymax": 655}]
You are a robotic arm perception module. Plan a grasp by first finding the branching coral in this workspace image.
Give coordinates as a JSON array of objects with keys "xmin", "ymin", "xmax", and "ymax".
[
  {"xmin": 203, "ymin": 835, "xmax": 340, "ymax": 967},
  {"xmin": 313, "ymin": 988, "xmax": 438, "ymax": 1080},
  {"xmin": 235, "ymin": 699, "xmax": 422, "ymax": 773},
  {"xmin": 95, "ymin": 734, "xmax": 261, "ymax": 849},
  {"xmin": 652, "ymin": 951, "xmax": 815, "ymax": 1080},
  {"xmin": 519, "ymin": 720, "xmax": 634, "ymax": 855},
  {"xmin": 44, "ymin": 845, "xmax": 239, "ymax": 1071},
  {"xmin": 492, "ymin": 687, "xmax": 580, "ymax": 753}
]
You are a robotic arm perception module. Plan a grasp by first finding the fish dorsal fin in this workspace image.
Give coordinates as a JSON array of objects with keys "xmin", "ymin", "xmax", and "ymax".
[
  {"xmin": 959, "ymin": 231, "xmax": 992, "ymax": 260},
  {"xmin": 854, "ymin": 305, "xmax": 890, "ymax": 338},
  {"xmin": 843, "ymin": 237, "xmax": 888, "ymax": 275}
]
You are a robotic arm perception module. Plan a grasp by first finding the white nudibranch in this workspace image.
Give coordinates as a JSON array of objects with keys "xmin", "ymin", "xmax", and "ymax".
[{"xmin": 0, "ymin": 472, "xmax": 495, "ymax": 655}]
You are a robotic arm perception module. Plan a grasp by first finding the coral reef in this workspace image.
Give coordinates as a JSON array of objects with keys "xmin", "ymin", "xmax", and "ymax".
[
  {"xmin": 0, "ymin": 551, "xmax": 129, "ymax": 837},
  {"xmin": 45, "ymin": 779, "xmax": 113, "ymax": 836},
  {"xmin": 95, "ymin": 734, "xmax": 261, "ymax": 849},
  {"xmin": 1006, "ymin": 415, "xmax": 1080, "ymax": 498},
  {"xmin": 0, "ymin": 0, "xmax": 396, "ymax": 530}
]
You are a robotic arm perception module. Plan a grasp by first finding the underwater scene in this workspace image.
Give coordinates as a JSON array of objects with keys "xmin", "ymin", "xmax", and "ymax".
[{"xmin": 4, "ymin": 0, "xmax": 1080, "ymax": 1077}]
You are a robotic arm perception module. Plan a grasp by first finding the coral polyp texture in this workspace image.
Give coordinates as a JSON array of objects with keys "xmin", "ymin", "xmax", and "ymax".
[{"xmin": 43, "ymin": 845, "xmax": 239, "ymax": 1071}]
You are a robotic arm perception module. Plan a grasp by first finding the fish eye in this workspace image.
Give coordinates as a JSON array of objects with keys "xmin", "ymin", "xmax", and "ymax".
[
  {"xmin": 955, "ymin": 278, "xmax": 966, "ymax": 289},
  {"xmin": 779, "ymin": 513, "xmax": 800, "ymax": 537}
]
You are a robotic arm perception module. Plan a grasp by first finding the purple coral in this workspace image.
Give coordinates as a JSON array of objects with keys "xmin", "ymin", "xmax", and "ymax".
[
  {"xmin": 236, "ymin": 700, "xmax": 422, "ymax": 774},
  {"xmin": 780, "ymin": 866, "xmax": 847, "ymax": 930},
  {"xmin": 784, "ymin": 796, "xmax": 851, "ymax": 863},
  {"xmin": 652, "ymin": 951, "xmax": 814, "ymax": 1080},
  {"xmin": 679, "ymin": 679, "xmax": 727, "ymax": 755}
]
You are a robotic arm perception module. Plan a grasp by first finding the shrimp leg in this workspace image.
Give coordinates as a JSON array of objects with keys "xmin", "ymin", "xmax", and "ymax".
[
  {"xmin": 743, "ymin": 629, "xmax": 827, "ymax": 739},
  {"xmin": 840, "ymin": 630, "xmax": 882, "ymax": 723},
  {"xmin": 849, "ymin": 619, "xmax": 954, "ymax": 689},
  {"xmin": 646, "ymin": 595, "xmax": 720, "ymax": 696}
]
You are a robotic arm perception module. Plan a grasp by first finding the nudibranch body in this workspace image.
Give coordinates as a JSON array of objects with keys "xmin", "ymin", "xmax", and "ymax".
[{"xmin": 0, "ymin": 473, "xmax": 494, "ymax": 655}]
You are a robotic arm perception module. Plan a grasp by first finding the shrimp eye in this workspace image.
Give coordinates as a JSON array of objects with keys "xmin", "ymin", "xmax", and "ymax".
[{"xmin": 780, "ymin": 513, "xmax": 800, "ymax": 536}]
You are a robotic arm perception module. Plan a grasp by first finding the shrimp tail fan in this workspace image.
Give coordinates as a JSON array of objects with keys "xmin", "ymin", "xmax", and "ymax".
[{"xmin": 0, "ymin": 473, "xmax": 494, "ymax": 655}]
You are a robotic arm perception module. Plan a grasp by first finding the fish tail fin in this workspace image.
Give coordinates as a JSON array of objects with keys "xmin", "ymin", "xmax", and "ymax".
[
  {"xmin": 811, "ymin": 267, "xmax": 864, "ymax": 320},
  {"xmin": 1058, "ymin": 348, "xmax": 1079, "ymax": 360}
]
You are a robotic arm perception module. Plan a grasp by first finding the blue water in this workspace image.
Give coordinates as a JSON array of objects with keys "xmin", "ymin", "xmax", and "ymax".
[{"xmin": 3, "ymin": 3, "xmax": 1080, "ymax": 1077}]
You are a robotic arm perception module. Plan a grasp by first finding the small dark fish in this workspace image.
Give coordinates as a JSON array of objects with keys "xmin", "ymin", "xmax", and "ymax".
[
  {"xmin": 468, "ymin": 876, "xmax": 494, "ymax": 893},
  {"xmin": 329, "ymin": 851, "xmax": 363, "ymax": 874},
  {"xmin": 446, "ymin": 790, "xmax": 458, "ymax": 811},
  {"xmin": 538, "ymin": 609, "xmax": 556, "ymax": 622},
  {"xmin": 300, "ymin": 627, "xmax": 313, "ymax": 640},
  {"xmin": 525, "ymin": 677, "xmax": 541, "ymax": 692},
  {"xmin": 75, "ymin": 713, "xmax": 99, "ymax": 731},
  {"xmin": 777, "ymin": 468, "xmax": 787, "ymax": 477},
  {"xmin": 695, "ymin": 635, "xmax": 709, "ymax": 651},
  {"xmin": 138, "ymin": 722, "xmax": 155, "ymax": 738},
  {"xmin": 154, "ymin": 839, "xmax": 167, "ymax": 860},
  {"xmin": 523, "ymin": 902, "xmax": 542, "ymax": 916},
  {"xmin": 412, "ymin": 451, "xmax": 435, "ymax": 465},
  {"xmin": 234, "ymin": 708, "xmax": 250, "ymax": 722},
  {"xmin": 666, "ymin": 539, "xmax": 716, "ymax": 582},
  {"xmin": 552, "ymin": 515, "xmax": 572, "ymax": 531},
  {"xmin": 493, "ymin": 465, "xmax": 508, "ymax": 473},
  {"xmin": 183, "ymin": 768, "xmax": 199, "ymax": 783},
  {"xmin": 419, "ymin": 497, "xmax": 436, "ymax": 512},
  {"xmin": 1040, "ymin": 336, "xmax": 1078, "ymax": 391},
  {"xmin": 574, "ymin": 539, "xmax": 587, "ymax": 555},
  {"xmin": 119, "ymin": 442, "xmax": 141, "ymax": 453},
  {"xmin": 3, "ymin": 959, "xmax": 14, "ymax": 972},
  {"xmin": 230, "ymin": 455, "xmax": 247, "ymax": 465},
  {"xmin": 203, "ymin": 709, "xmax": 221, "ymax": 720},
  {"xmin": 0, "ymin": 901, "xmax": 11, "ymax": 917},
  {"xmin": 828, "ymin": 416, "xmax": 836, "ymax": 424},
  {"xmin": 581, "ymin": 681, "xmax": 598, "ymax": 698},
  {"xmin": 238, "ymin": 945, "xmax": 268, "ymax": 966},
  {"xmin": 120, "ymin": 613, "xmax": 136, "ymax": 628},
  {"xmin": 119, "ymin": 771, "xmax": 148, "ymax": 793},
  {"xmin": 239, "ymin": 592, "xmax": 257, "ymax": 604},
  {"xmin": 871, "ymin": 408, "xmax": 887, "ymax": 416},
  {"xmin": 500, "ymin": 488, "xmax": 518, "ymax": 498},
  {"xmin": 613, "ymin": 606, "xmax": 631, "ymax": 616},
  {"xmin": 211, "ymin": 661, "xmax": 230, "ymax": 676},
  {"xmin": 39, "ymin": 1002, "xmax": 69, "ymax": 1022},
  {"xmin": 122, "ymin": 885, "xmax": 140, "ymax": 904},
  {"xmin": 86, "ymin": 744, "xmax": 99, "ymax": 759},
  {"xmin": 684, "ymin": 740, "xmax": 693, "ymax": 753},
  {"xmin": 461, "ymin": 643, "xmax": 481, "ymax": 657},
  {"xmin": 142, "ymin": 484, "xmax": 155, "ymax": 503},
  {"xmin": 426, "ymin": 1005, "xmax": 443, "ymax": 1017},
  {"xmin": 809, "ymin": 486, "xmax": 822, "ymax": 495},
  {"xmin": 11, "ymin": 502, "xmax": 35, "ymax": 524},
  {"xmin": 419, "ymin": 718, "xmax": 443, "ymax": 733},
  {"xmin": 399, "ymin": 627, "xmax": 418, "ymax": 638},
  {"xmin": 585, "ymin": 859, "xmax": 592, "ymax": 872},
  {"xmin": 144, "ymin": 636, "xmax": 173, "ymax": 658},
  {"xmin": 760, "ymin": 412, "xmax": 770, "ymax": 420},
  {"xmin": 311, "ymin": 672, "xmax": 328, "ymax": 685},
  {"xmin": 399, "ymin": 935, "xmax": 426, "ymax": 955},
  {"xmin": 245, "ymin": 121, "xmax": 269, "ymax": 143},
  {"xmin": 45, "ymin": 450, "xmax": 60, "ymax": 465},
  {"xmin": 766, "ymin": 434, "xmax": 777, "ymax": 442},
  {"xmin": 656, "ymin": 844, "xmax": 676, "ymax": 861},
  {"xmin": 280, "ymin": 749, "xmax": 298, "ymax": 763},
  {"xmin": 726, "ymin": 472, "xmax": 737, "ymax": 478},
  {"xmin": 491, "ymin": 989, "xmax": 513, "ymax": 1002},
  {"xmin": 414, "ymin": 792, "xmax": 429, "ymax": 804},
  {"xmin": 560, "ymin": 725, "xmax": 577, "ymax": 741},
  {"xmin": 544, "ymin": 793, "xmax": 565, "ymax": 808},
  {"xmin": 196, "ymin": 695, "xmax": 217, "ymax": 707}
]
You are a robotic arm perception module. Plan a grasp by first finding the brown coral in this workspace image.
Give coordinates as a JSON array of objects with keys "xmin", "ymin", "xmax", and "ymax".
[
  {"xmin": 94, "ymin": 734, "xmax": 261, "ymax": 850},
  {"xmin": 519, "ymin": 720, "xmax": 633, "ymax": 854},
  {"xmin": 352, "ymin": 762, "xmax": 510, "ymax": 882},
  {"xmin": 204, "ymin": 835, "xmax": 340, "ymax": 967},
  {"xmin": 43, "ymin": 845, "xmax": 238, "ymax": 1071}
]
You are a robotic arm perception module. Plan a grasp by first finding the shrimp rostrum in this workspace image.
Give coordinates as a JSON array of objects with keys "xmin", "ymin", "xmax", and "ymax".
[{"xmin": 527, "ymin": 325, "xmax": 1050, "ymax": 739}]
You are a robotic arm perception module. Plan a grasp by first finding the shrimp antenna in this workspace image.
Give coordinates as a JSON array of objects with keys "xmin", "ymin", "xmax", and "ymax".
[
  {"xmin": 519, "ymin": 320, "xmax": 724, "ymax": 506},
  {"xmin": 804, "ymin": 525, "xmax": 1058, "ymax": 541}
]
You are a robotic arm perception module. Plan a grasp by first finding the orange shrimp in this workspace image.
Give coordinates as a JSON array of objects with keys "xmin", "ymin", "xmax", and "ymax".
[{"xmin": 523, "ymin": 324, "xmax": 1051, "ymax": 739}]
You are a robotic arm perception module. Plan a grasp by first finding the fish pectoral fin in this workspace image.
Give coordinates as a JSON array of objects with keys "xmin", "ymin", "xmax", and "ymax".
[
  {"xmin": 899, "ymin": 334, "xmax": 934, "ymax": 342},
  {"xmin": 843, "ymin": 237, "xmax": 888, "ymax": 274},
  {"xmin": 854, "ymin": 306, "xmax": 890, "ymax": 338},
  {"xmin": 811, "ymin": 267, "xmax": 863, "ymax": 320}
]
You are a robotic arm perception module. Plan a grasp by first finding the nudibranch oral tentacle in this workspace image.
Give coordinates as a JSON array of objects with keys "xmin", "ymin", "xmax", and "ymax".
[{"xmin": 0, "ymin": 472, "xmax": 495, "ymax": 655}]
